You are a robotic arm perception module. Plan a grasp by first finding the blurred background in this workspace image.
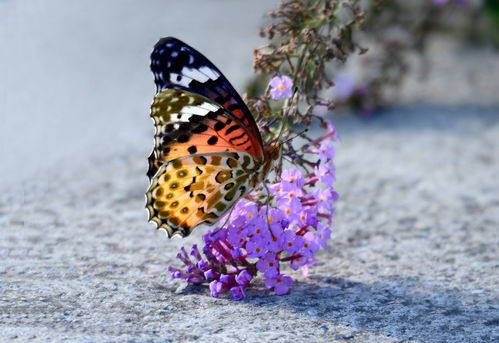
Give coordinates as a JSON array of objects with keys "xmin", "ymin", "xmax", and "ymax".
[
  {"xmin": 1, "ymin": 0, "xmax": 498, "ymax": 187},
  {"xmin": 0, "ymin": 0, "xmax": 276, "ymax": 186}
]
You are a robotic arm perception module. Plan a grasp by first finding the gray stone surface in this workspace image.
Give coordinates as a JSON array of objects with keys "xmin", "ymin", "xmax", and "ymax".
[
  {"xmin": 1, "ymin": 1, "xmax": 499, "ymax": 342},
  {"xmin": 2, "ymin": 106, "xmax": 499, "ymax": 342}
]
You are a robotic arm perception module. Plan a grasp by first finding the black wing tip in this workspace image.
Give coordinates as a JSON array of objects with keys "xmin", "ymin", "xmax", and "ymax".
[{"xmin": 154, "ymin": 36, "xmax": 188, "ymax": 51}]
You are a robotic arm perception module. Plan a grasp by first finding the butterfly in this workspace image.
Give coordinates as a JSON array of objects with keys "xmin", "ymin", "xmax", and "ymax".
[{"xmin": 146, "ymin": 37, "xmax": 280, "ymax": 238}]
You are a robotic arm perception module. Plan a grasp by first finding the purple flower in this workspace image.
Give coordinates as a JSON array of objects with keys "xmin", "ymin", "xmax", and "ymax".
[
  {"xmin": 280, "ymin": 168, "xmax": 305, "ymax": 191},
  {"xmin": 204, "ymin": 269, "xmax": 216, "ymax": 280},
  {"xmin": 209, "ymin": 280, "xmax": 224, "ymax": 297},
  {"xmin": 265, "ymin": 274, "xmax": 293, "ymax": 295},
  {"xmin": 290, "ymin": 256, "xmax": 307, "ymax": 270},
  {"xmin": 171, "ymin": 270, "xmax": 183, "ymax": 279},
  {"xmin": 260, "ymin": 206, "xmax": 286, "ymax": 231},
  {"xmin": 247, "ymin": 217, "xmax": 270, "ymax": 239},
  {"xmin": 227, "ymin": 225, "xmax": 248, "ymax": 248},
  {"xmin": 318, "ymin": 140, "xmax": 335, "ymax": 162},
  {"xmin": 235, "ymin": 270, "xmax": 252, "ymax": 287},
  {"xmin": 325, "ymin": 119, "xmax": 339, "ymax": 141},
  {"xmin": 269, "ymin": 75, "xmax": 293, "ymax": 100},
  {"xmin": 256, "ymin": 253, "xmax": 279, "ymax": 278},
  {"xmin": 269, "ymin": 183, "xmax": 283, "ymax": 196},
  {"xmin": 239, "ymin": 202, "xmax": 259, "ymax": 222},
  {"xmin": 278, "ymin": 197, "xmax": 302, "ymax": 223},
  {"xmin": 300, "ymin": 232, "xmax": 320, "ymax": 257},
  {"xmin": 246, "ymin": 235, "xmax": 268, "ymax": 258},
  {"xmin": 219, "ymin": 274, "xmax": 235, "ymax": 287},
  {"xmin": 267, "ymin": 233, "xmax": 283, "ymax": 253},
  {"xmin": 314, "ymin": 189, "xmax": 336, "ymax": 212},
  {"xmin": 281, "ymin": 188, "xmax": 304, "ymax": 201},
  {"xmin": 433, "ymin": 0, "xmax": 447, "ymax": 5},
  {"xmin": 280, "ymin": 230, "xmax": 304, "ymax": 254},
  {"xmin": 230, "ymin": 286, "xmax": 246, "ymax": 301},
  {"xmin": 297, "ymin": 208, "xmax": 318, "ymax": 228},
  {"xmin": 196, "ymin": 260, "xmax": 210, "ymax": 271},
  {"xmin": 230, "ymin": 248, "xmax": 242, "ymax": 259},
  {"xmin": 167, "ymin": 116, "xmax": 339, "ymax": 299},
  {"xmin": 314, "ymin": 163, "xmax": 335, "ymax": 187},
  {"xmin": 315, "ymin": 222, "xmax": 332, "ymax": 249}
]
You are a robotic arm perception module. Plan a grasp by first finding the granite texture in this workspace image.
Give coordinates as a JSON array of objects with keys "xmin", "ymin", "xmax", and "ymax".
[{"xmin": 2, "ymin": 106, "xmax": 498, "ymax": 342}]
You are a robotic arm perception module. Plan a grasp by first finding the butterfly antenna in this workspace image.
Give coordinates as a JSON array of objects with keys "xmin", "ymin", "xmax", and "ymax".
[
  {"xmin": 280, "ymin": 128, "xmax": 308, "ymax": 146},
  {"xmin": 275, "ymin": 86, "xmax": 300, "ymax": 144}
]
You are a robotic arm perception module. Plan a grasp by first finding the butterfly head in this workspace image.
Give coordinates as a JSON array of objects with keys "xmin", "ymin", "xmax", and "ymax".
[
  {"xmin": 262, "ymin": 144, "xmax": 282, "ymax": 176},
  {"xmin": 266, "ymin": 144, "xmax": 282, "ymax": 162}
]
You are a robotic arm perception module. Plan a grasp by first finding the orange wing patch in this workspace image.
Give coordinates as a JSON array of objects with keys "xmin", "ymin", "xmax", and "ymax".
[{"xmin": 147, "ymin": 89, "xmax": 264, "ymax": 179}]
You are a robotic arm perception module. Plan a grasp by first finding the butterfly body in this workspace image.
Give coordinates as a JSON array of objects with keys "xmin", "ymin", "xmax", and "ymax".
[{"xmin": 146, "ymin": 37, "xmax": 277, "ymax": 238}]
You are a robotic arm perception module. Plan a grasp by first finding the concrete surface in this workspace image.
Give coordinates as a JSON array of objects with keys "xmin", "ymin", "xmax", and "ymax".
[{"xmin": 2, "ymin": 106, "xmax": 498, "ymax": 342}]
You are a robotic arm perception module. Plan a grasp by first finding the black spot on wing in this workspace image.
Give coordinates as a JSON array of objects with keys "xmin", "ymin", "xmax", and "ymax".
[{"xmin": 207, "ymin": 136, "xmax": 218, "ymax": 145}]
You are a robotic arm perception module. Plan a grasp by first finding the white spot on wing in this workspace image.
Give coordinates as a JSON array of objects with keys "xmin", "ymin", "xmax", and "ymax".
[
  {"xmin": 199, "ymin": 66, "xmax": 220, "ymax": 80},
  {"xmin": 182, "ymin": 67, "xmax": 209, "ymax": 83},
  {"xmin": 199, "ymin": 102, "xmax": 219, "ymax": 112},
  {"xmin": 182, "ymin": 105, "xmax": 210, "ymax": 116},
  {"xmin": 170, "ymin": 73, "xmax": 191, "ymax": 87}
]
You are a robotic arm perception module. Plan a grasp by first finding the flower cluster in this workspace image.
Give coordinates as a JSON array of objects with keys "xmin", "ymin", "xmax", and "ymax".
[{"xmin": 168, "ymin": 126, "xmax": 338, "ymax": 300}]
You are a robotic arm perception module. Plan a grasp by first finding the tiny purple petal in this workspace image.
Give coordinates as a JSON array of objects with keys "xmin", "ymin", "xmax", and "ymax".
[
  {"xmin": 265, "ymin": 274, "xmax": 293, "ymax": 295},
  {"xmin": 204, "ymin": 269, "xmax": 216, "ymax": 280},
  {"xmin": 230, "ymin": 286, "xmax": 246, "ymax": 301},
  {"xmin": 256, "ymin": 253, "xmax": 279, "ymax": 278},
  {"xmin": 235, "ymin": 270, "xmax": 253, "ymax": 287},
  {"xmin": 209, "ymin": 280, "xmax": 224, "ymax": 297}
]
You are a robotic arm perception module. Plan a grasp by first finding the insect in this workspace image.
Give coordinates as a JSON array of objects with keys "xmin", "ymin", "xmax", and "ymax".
[{"xmin": 146, "ymin": 37, "xmax": 280, "ymax": 238}]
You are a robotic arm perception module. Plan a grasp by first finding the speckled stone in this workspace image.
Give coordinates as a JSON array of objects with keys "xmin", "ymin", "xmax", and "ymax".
[{"xmin": 2, "ymin": 106, "xmax": 498, "ymax": 343}]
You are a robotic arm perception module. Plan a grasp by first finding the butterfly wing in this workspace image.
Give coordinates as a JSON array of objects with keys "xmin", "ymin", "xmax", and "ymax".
[
  {"xmin": 146, "ymin": 151, "xmax": 260, "ymax": 237},
  {"xmin": 150, "ymin": 37, "xmax": 264, "ymax": 158},
  {"xmin": 147, "ymin": 88, "xmax": 263, "ymax": 180},
  {"xmin": 147, "ymin": 37, "xmax": 269, "ymax": 236}
]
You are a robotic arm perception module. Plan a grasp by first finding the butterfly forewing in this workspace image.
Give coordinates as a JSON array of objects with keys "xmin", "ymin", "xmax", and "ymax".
[{"xmin": 150, "ymin": 37, "xmax": 264, "ymax": 158}]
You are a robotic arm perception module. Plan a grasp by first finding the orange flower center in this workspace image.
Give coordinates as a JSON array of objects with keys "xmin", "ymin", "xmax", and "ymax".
[{"xmin": 278, "ymin": 84, "xmax": 286, "ymax": 90}]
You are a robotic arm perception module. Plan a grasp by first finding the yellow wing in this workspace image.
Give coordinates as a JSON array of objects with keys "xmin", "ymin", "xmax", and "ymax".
[{"xmin": 146, "ymin": 151, "xmax": 260, "ymax": 237}]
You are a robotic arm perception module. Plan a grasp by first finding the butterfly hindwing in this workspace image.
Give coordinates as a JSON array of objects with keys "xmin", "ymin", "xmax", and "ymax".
[
  {"xmin": 146, "ymin": 152, "xmax": 259, "ymax": 237},
  {"xmin": 147, "ymin": 89, "xmax": 263, "ymax": 180},
  {"xmin": 150, "ymin": 37, "xmax": 264, "ymax": 156}
]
